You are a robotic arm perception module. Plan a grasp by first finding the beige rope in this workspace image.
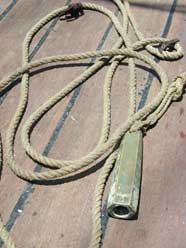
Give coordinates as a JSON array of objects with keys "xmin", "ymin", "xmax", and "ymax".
[
  {"xmin": 0, "ymin": 135, "xmax": 15, "ymax": 248},
  {"xmin": 0, "ymin": 1, "xmax": 186, "ymax": 247},
  {"xmin": 0, "ymin": 220, "xmax": 15, "ymax": 248}
]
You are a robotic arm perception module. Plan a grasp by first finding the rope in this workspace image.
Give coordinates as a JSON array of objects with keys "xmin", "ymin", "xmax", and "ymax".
[{"xmin": 0, "ymin": 1, "xmax": 186, "ymax": 247}]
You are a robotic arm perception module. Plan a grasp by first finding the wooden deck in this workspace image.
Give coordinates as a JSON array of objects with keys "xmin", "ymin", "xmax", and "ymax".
[{"xmin": 0, "ymin": 0, "xmax": 186, "ymax": 247}]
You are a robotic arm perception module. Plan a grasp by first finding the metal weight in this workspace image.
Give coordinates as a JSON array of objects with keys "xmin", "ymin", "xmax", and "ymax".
[{"xmin": 107, "ymin": 131, "xmax": 143, "ymax": 219}]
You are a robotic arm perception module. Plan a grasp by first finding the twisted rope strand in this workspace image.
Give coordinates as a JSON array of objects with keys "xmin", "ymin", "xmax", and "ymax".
[
  {"xmin": 0, "ymin": 220, "xmax": 15, "ymax": 248},
  {"xmin": 0, "ymin": 1, "xmax": 186, "ymax": 247}
]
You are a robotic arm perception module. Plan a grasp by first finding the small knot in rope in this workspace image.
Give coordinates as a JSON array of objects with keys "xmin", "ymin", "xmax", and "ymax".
[{"xmin": 171, "ymin": 73, "xmax": 186, "ymax": 101}]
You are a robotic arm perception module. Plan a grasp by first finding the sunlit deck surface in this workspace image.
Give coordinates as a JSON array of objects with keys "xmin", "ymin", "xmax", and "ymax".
[{"xmin": 0, "ymin": 0, "xmax": 186, "ymax": 247}]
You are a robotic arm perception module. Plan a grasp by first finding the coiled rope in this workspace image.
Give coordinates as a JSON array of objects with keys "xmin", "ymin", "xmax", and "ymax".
[{"xmin": 0, "ymin": 1, "xmax": 186, "ymax": 247}]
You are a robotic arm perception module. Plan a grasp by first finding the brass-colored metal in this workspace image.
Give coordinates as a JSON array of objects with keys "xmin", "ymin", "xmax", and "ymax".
[{"xmin": 107, "ymin": 131, "xmax": 143, "ymax": 219}]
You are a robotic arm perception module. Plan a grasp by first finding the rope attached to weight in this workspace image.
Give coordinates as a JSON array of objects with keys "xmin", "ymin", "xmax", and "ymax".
[{"xmin": 0, "ymin": 1, "xmax": 186, "ymax": 247}]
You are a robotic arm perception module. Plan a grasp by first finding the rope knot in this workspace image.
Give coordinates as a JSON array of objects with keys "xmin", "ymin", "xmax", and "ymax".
[
  {"xmin": 130, "ymin": 114, "xmax": 158, "ymax": 133},
  {"xmin": 171, "ymin": 73, "xmax": 186, "ymax": 101}
]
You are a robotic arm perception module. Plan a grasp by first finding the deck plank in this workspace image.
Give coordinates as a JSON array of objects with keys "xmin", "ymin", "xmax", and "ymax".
[
  {"xmin": 0, "ymin": 0, "xmax": 115, "ymax": 225},
  {"xmin": 0, "ymin": 0, "xmax": 186, "ymax": 247}
]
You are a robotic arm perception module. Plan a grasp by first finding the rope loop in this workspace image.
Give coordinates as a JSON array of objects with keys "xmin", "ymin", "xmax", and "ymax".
[
  {"xmin": 0, "ymin": 1, "xmax": 186, "ymax": 248},
  {"xmin": 146, "ymin": 42, "xmax": 184, "ymax": 60}
]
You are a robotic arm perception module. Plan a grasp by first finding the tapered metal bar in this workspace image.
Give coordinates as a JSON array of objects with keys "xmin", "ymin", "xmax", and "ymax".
[{"xmin": 107, "ymin": 131, "xmax": 143, "ymax": 219}]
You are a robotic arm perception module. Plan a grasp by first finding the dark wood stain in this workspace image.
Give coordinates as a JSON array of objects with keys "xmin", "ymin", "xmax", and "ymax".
[
  {"xmin": 180, "ymin": 131, "xmax": 186, "ymax": 139},
  {"xmin": 180, "ymin": 107, "xmax": 184, "ymax": 116}
]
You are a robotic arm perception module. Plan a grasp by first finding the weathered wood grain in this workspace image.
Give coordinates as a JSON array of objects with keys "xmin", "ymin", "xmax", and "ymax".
[{"xmin": 0, "ymin": 0, "xmax": 186, "ymax": 247}]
